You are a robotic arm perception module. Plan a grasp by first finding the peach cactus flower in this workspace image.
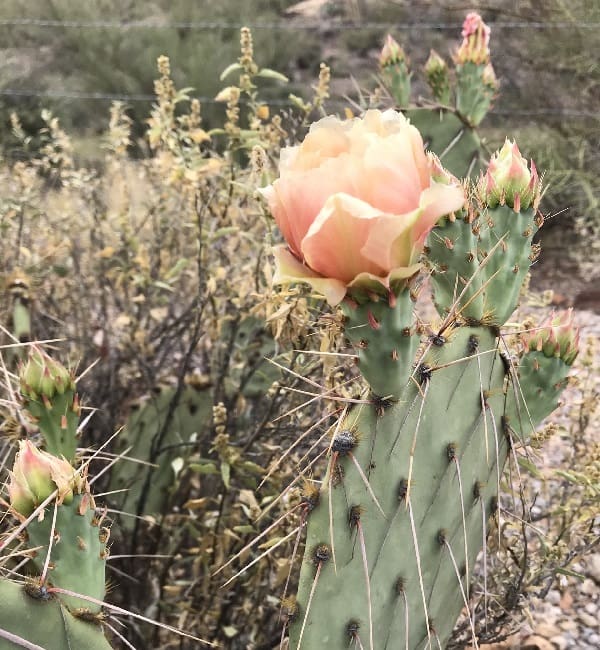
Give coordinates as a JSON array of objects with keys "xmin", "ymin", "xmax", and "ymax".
[{"xmin": 261, "ymin": 110, "xmax": 465, "ymax": 305}]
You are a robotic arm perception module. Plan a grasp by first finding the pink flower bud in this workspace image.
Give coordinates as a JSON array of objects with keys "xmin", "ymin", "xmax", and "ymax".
[
  {"xmin": 522, "ymin": 310, "xmax": 580, "ymax": 365},
  {"xmin": 455, "ymin": 12, "xmax": 491, "ymax": 65},
  {"xmin": 9, "ymin": 440, "xmax": 80, "ymax": 516},
  {"xmin": 478, "ymin": 139, "xmax": 541, "ymax": 211}
]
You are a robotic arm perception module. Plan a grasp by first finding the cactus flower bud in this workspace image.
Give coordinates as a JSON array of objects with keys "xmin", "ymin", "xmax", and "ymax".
[
  {"xmin": 455, "ymin": 12, "xmax": 491, "ymax": 64},
  {"xmin": 478, "ymin": 139, "xmax": 541, "ymax": 211},
  {"xmin": 379, "ymin": 35, "xmax": 411, "ymax": 107},
  {"xmin": 424, "ymin": 50, "xmax": 450, "ymax": 105},
  {"xmin": 379, "ymin": 34, "xmax": 406, "ymax": 68},
  {"xmin": 8, "ymin": 440, "xmax": 81, "ymax": 516},
  {"xmin": 19, "ymin": 347, "xmax": 74, "ymax": 402},
  {"xmin": 522, "ymin": 310, "xmax": 580, "ymax": 365},
  {"xmin": 482, "ymin": 62, "xmax": 499, "ymax": 90}
]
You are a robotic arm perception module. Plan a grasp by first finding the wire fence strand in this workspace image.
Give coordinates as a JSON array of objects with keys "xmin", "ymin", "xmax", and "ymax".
[
  {"xmin": 0, "ymin": 18, "xmax": 599, "ymax": 30},
  {"xmin": 0, "ymin": 88, "xmax": 598, "ymax": 120}
]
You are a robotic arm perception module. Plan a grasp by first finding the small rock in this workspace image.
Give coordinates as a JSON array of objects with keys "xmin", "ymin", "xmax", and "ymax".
[
  {"xmin": 585, "ymin": 602, "xmax": 598, "ymax": 615},
  {"xmin": 588, "ymin": 633, "xmax": 600, "ymax": 646},
  {"xmin": 559, "ymin": 590, "xmax": 573, "ymax": 611},
  {"xmin": 536, "ymin": 623, "xmax": 561, "ymax": 638},
  {"xmin": 586, "ymin": 554, "xmax": 600, "ymax": 583},
  {"xmin": 521, "ymin": 634, "xmax": 556, "ymax": 650},
  {"xmin": 546, "ymin": 590, "xmax": 560, "ymax": 606},
  {"xmin": 581, "ymin": 579, "xmax": 597, "ymax": 595},
  {"xmin": 578, "ymin": 611, "xmax": 599, "ymax": 628},
  {"xmin": 558, "ymin": 619, "xmax": 578, "ymax": 632},
  {"xmin": 550, "ymin": 635, "xmax": 568, "ymax": 650}
]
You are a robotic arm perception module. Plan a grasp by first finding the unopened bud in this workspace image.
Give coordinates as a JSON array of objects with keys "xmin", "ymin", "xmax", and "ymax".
[
  {"xmin": 455, "ymin": 12, "xmax": 491, "ymax": 65},
  {"xmin": 19, "ymin": 347, "xmax": 74, "ymax": 402},
  {"xmin": 478, "ymin": 139, "xmax": 541, "ymax": 211},
  {"xmin": 9, "ymin": 441, "xmax": 80, "ymax": 516},
  {"xmin": 424, "ymin": 50, "xmax": 450, "ymax": 105},
  {"xmin": 522, "ymin": 310, "xmax": 580, "ymax": 365},
  {"xmin": 379, "ymin": 34, "xmax": 406, "ymax": 68}
]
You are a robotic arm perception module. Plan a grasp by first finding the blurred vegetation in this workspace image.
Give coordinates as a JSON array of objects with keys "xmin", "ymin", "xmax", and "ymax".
[
  {"xmin": 1, "ymin": 0, "xmax": 598, "ymax": 277},
  {"xmin": 0, "ymin": 38, "xmax": 348, "ymax": 647},
  {"xmin": 0, "ymin": 0, "xmax": 320, "ymax": 139}
]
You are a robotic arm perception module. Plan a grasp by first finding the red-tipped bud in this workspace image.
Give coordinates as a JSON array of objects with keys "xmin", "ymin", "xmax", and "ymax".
[
  {"xmin": 379, "ymin": 34, "xmax": 407, "ymax": 69},
  {"xmin": 9, "ymin": 441, "xmax": 81, "ymax": 516},
  {"xmin": 455, "ymin": 12, "xmax": 491, "ymax": 65},
  {"xmin": 478, "ymin": 139, "xmax": 541, "ymax": 211},
  {"xmin": 522, "ymin": 310, "xmax": 580, "ymax": 365},
  {"xmin": 19, "ymin": 347, "xmax": 75, "ymax": 402}
]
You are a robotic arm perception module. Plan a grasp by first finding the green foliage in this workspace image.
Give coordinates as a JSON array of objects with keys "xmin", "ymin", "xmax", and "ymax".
[
  {"xmin": 0, "ymin": 0, "xmax": 319, "ymax": 137},
  {"xmin": 0, "ymin": 36, "xmax": 332, "ymax": 648}
]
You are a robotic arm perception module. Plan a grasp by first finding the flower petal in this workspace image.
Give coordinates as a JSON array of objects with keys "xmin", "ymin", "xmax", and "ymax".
[
  {"xmin": 412, "ymin": 181, "xmax": 466, "ymax": 247},
  {"xmin": 272, "ymin": 245, "xmax": 347, "ymax": 306},
  {"xmin": 360, "ymin": 207, "xmax": 423, "ymax": 271},
  {"xmin": 265, "ymin": 155, "xmax": 357, "ymax": 256},
  {"xmin": 346, "ymin": 263, "xmax": 422, "ymax": 293},
  {"xmin": 301, "ymin": 193, "xmax": 389, "ymax": 283}
]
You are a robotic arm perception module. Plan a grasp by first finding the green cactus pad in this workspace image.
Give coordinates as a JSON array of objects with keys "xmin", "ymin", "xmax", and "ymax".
[
  {"xmin": 26, "ymin": 494, "xmax": 107, "ymax": 614},
  {"xmin": 505, "ymin": 351, "xmax": 571, "ymax": 442},
  {"xmin": 455, "ymin": 62, "xmax": 496, "ymax": 128},
  {"xmin": 24, "ymin": 390, "xmax": 79, "ymax": 463},
  {"xmin": 427, "ymin": 206, "xmax": 539, "ymax": 326},
  {"xmin": 290, "ymin": 327, "xmax": 507, "ymax": 649},
  {"xmin": 0, "ymin": 580, "xmax": 111, "ymax": 650},
  {"xmin": 109, "ymin": 384, "xmax": 212, "ymax": 531},
  {"xmin": 342, "ymin": 290, "xmax": 419, "ymax": 400},
  {"xmin": 405, "ymin": 108, "xmax": 484, "ymax": 179}
]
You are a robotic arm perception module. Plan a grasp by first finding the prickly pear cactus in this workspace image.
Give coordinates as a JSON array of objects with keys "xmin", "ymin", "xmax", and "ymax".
[
  {"xmin": 0, "ymin": 353, "xmax": 111, "ymax": 649},
  {"xmin": 281, "ymin": 144, "xmax": 577, "ymax": 649},
  {"xmin": 379, "ymin": 13, "xmax": 500, "ymax": 179},
  {"xmin": 109, "ymin": 381, "xmax": 212, "ymax": 530}
]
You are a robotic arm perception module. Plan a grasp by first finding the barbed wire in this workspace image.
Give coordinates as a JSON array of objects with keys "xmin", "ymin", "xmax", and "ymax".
[
  {"xmin": 0, "ymin": 18, "xmax": 599, "ymax": 30},
  {"xmin": 0, "ymin": 87, "xmax": 598, "ymax": 120}
]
